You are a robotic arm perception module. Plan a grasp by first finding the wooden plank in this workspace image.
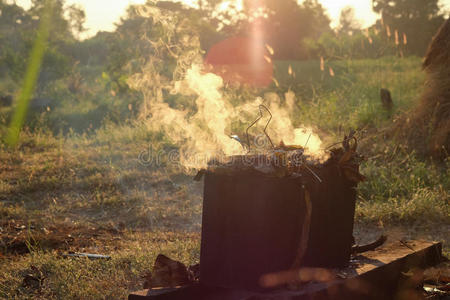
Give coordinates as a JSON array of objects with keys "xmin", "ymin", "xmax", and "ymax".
[{"xmin": 129, "ymin": 241, "xmax": 442, "ymax": 300}]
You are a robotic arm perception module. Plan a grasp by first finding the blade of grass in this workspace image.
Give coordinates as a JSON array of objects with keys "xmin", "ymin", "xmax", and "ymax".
[{"xmin": 5, "ymin": 0, "xmax": 53, "ymax": 147}]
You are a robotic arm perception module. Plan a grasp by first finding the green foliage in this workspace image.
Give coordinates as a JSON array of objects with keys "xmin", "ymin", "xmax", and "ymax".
[
  {"xmin": 337, "ymin": 6, "xmax": 360, "ymax": 35},
  {"xmin": 71, "ymin": 32, "xmax": 112, "ymax": 66},
  {"xmin": 305, "ymin": 28, "xmax": 399, "ymax": 60},
  {"xmin": 304, "ymin": 0, "xmax": 446, "ymax": 59},
  {"xmin": 372, "ymin": 0, "xmax": 445, "ymax": 56},
  {"xmin": 155, "ymin": 1, "xmax": 228, "ymax": 51},
  {"xmin": 0, "ymin": 0, "xmax": 82, "ymax": 96},
  {"xmin": 117, "ymin": 3, "xmax": 204, "ymax": 119},
  {"xmin": 240, "ymin": 0, "xmax": 331, "ymax": 59},
  {"xmin": 0, "ymin": 3, "xmax": 32, "ymax": 82}
]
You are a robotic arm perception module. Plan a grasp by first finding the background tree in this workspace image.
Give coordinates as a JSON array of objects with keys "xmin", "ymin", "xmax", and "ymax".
[
  {"xmin": 338, "ymin": 6, "xmax": 361, "ymax": 35},
  {"xmin": 0, "ymin": 0, "xmax": 87, "ymax": 97},
  {"xmin": 0, "ymin": 2, "xmax": 31, "ymax": 83},
  {"xmin": 372, "ymin": 0, "xmax": 445, "ymax": 55},
  {"xmin": 66, "ymin": 3, "xmax": 86, "ymax": 38},
  {"xmin": 240, "ymin": 0, "xmax": 331, "ymax": 60}
]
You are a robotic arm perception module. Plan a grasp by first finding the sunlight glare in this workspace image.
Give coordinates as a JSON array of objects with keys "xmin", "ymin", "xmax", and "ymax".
[{"xmin": 311, "ymin": 0, "xmax": 377, "ymax": 28}]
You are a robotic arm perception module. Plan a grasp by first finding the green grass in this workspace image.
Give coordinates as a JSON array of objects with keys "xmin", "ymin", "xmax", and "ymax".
[
  {"xmin": 357, "ymin": 144, "xmax": 449, "ymax": 225},
  {"xmin": 0, "ymin": 56, "xmax": 449, "ymax": 298},
  {"xmin": 0, "ymin": 232, "xmax": 200, "ymax": 299},
  {"xmin": 273, "ymin": 56, "xmax": 424, "ymax": 132}
]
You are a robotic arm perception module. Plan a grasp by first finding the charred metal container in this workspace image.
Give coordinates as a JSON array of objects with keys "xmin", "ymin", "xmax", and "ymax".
[{"xmin": 200, "ymin": 152, "xmax": 359, "ymax": 290}]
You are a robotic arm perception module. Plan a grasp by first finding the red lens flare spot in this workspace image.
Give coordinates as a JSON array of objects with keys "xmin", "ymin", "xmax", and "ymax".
[{"xmin": 204, "ymin": 36, "xmax": 273, "ymax": 88}]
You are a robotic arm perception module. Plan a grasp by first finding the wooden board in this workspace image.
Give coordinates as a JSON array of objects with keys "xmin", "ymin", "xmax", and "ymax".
[{"xmin": 129, "ymin": 240, "xmax": 443, "ymax": 300}]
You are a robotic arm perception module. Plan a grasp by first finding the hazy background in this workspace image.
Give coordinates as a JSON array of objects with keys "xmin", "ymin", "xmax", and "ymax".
[{"xmin": 11, "ymin": 0, "xmax": 450, "ymax": 38}]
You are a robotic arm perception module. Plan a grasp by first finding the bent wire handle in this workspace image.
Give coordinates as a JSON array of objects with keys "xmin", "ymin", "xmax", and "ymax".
[
  {"xmin": 324, "ymin": 136, "xmax": 358, "ymax": 151},
  {"xmin": 246, "ymin": 104, "xmax": 275, "ymax": 151}
]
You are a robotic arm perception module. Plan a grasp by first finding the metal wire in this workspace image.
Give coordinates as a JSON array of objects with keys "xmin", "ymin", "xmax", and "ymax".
[
  {"xmin": 304, "ymin": 133, "xmax": 312, "ymax": 148},
  {"xmin": 246, "ymin": 104, "xmax": 275, "ymax": 151},
  {"xmin": 323, "ymin": 136, "xmax": 357, "ymax": 151},
  {"xmin": 303, "ymin": 164, "xmax": 323, "ymax": 183},
  {"xmin": 230, "ymin": 135, "xmax": 246, "ymax": 150}
]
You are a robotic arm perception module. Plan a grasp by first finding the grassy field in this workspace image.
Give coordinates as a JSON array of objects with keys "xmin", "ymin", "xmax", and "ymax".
[{"xmin": 0, "ymin": 57, "xmax": 449, "ymax": 299}]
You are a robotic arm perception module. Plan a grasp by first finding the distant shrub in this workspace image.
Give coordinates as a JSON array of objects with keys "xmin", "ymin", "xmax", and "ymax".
[{"xmin": 305, "ymin": 28, "xmax": 399, "ymax": 60}]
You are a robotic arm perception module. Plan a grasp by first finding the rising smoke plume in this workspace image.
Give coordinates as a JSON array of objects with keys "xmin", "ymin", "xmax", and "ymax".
[{"xmin": 128, "ymin": 3, "xmax": 328, "ymax": 171}]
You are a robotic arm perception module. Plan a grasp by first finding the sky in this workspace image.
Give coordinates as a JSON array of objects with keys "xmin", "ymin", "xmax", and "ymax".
[{"xmin": 13, "ymin": 0, "xmax": 450, "ymax": 39}]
